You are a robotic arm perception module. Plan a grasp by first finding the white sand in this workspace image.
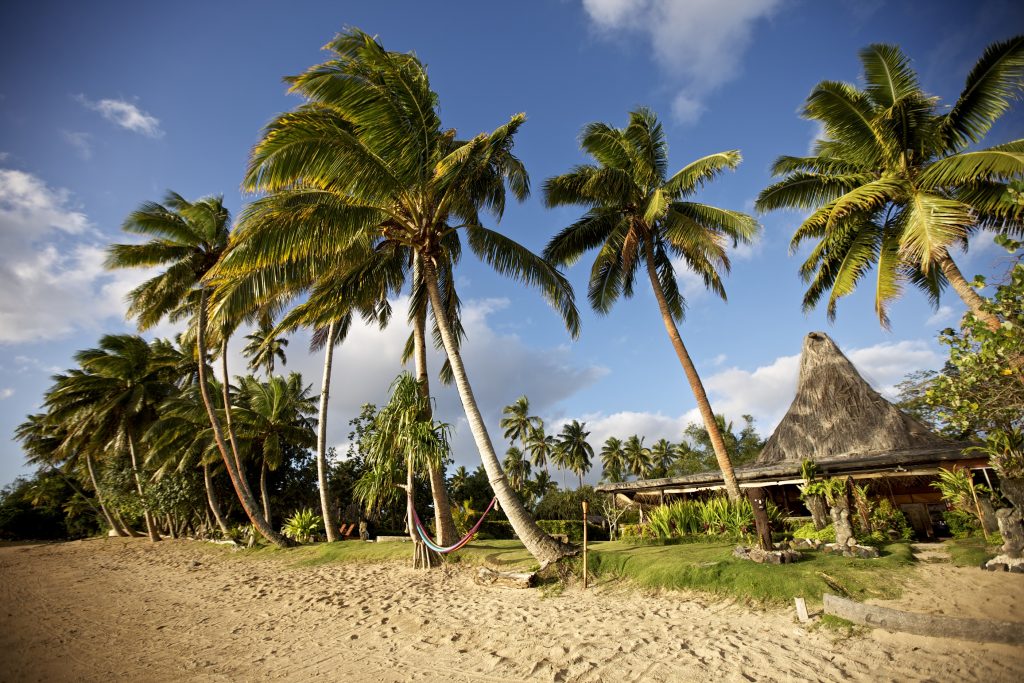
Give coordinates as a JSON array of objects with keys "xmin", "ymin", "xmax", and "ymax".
[{"xmin": 1, "ymin": 538, "xmax": 1022, "ymax": 682}]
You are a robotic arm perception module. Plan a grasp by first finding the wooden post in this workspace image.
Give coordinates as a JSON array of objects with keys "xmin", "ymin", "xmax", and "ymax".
[
  {"xmin": 747, "ymin": 486, "xmax": 773, "ymax": 551},
  {"xmin": 582, "ymin": 500, "xmax": 589, "ymax": 589}
]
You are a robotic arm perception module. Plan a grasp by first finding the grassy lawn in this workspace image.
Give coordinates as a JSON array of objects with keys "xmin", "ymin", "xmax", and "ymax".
[
  {"xmin": 224, "ymin": 537, "xmax": 915, "ymax": 607},
  {"xmin": 945, "ymin": 537, "xmax": 1001, "ymax": 567}
]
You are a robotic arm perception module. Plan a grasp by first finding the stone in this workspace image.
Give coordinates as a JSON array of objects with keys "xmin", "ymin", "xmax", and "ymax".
[
  {"xmin": 995, "ymin": 507, "xmax": 1024, "ymax": 559},
  {"xmin": 987, "ymin": 563, "xmax": 1009, "ymax": 572}
]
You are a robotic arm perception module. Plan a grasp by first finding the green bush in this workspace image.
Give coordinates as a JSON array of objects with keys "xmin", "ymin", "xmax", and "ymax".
[
  {"xmin": 869, "ymin": 499, "xmax": 913, "ymax": 541},
  {"xmin": 943, "ymin": 509, "xmax": 981, "ymax": 538},
  {"xmin": 793, "ymin": 522, "xmax": 836, "ymax": 542},
  {"xmin": 618, "ymin": 523, "xmax": 645, "ymax": 539},
  {"xmin": 641, "ymin": 496, "xmax": 783, "ymax": 541},
  {"xmin": 281, "ymin": 508, "xmax": 323, "ymax": 544},
  {"xmin": 537, "ymin": 520, "xmax": 608, "ymax": 543}
]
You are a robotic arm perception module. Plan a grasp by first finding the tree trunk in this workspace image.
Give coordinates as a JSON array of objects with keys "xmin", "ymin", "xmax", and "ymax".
[
  {"xmin": 220, "ymin": 339, "xmax": 246, "ymax": 476},
  {"xmin": 85, "ymin": 451, "xmax": 125, "ymax": 536},
  {"xmin": 643, "ymin": 238, "xmax": 741, "ymax": 500},
  {"xmin": 165, "ymin": 514, "xmax": 177, "ymax": 539},
  {"xmin": 747, "ymin": 487, "xmax": 773, "ymax": 551},
  {"xmin": 806, "ymin": 494, "xmax": 828, "ymax": 530},
  {"xmin": 410, "ymin": 261, "xmax": 459, "ymax": 547},
  {"xmin": 937, "ymin": 250, "xmax": 1000, "ymax": 331},
  {"xmin": 195, "ymin": 289, "xmax": 290, "ymax": 547},
  {"xmin": 260, "ymin": 462, "xmax": 272, "ymax": 527},
  {"xmin": 203, "ymin": 462, "xmax": 232, "ymax": 537},
  {"xmin": 115, "ymin": 509, "xmax": 142, "ymax": 537},
  {"xmin": 317, "ymin": 321, "xmax": 340, "ymax": 542},
  {"xmin": 126, "ymin": 432, "xmax": 160, "ymax": 542},
  {"xmin": 422, "ymin": 258, "xmax": 569, "ymax": 565}
]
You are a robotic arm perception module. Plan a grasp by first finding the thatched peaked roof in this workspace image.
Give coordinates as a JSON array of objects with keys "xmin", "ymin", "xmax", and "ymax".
[{"xmin": 756, "ymin": 332, "xmax": 954, "ymax": 465}]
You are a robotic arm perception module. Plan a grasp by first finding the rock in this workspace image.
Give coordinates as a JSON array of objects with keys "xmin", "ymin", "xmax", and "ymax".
[{"xmin": 986, "ymin": 563, "xmax": 1009, "ymax": 572}]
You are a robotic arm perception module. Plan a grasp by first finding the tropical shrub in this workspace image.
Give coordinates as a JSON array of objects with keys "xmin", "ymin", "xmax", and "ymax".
[
  {"xmin": 931, "ymin": 468, "xmax": 990, "ymax": 528},
  {"xmin": 869, "ymin": 499, "xmax": 913, "ymax": 541},
  {"xmin": 793, "ymin": 522, "xmax": 836, "ymax": 542},
  {"xmin": 641, "ymin": 496, "xmax": 783, "ymax": 541},
  {"xmin": 281, "ymin": 508, "xmax": 323, "ymax": 544},
  {"xmin": 943, "ymin": 509, "xmax": 981, "ymax": 538},
  {"xmin": 617, "ymin": 524, "xmax": 645, "ymax": 539}
]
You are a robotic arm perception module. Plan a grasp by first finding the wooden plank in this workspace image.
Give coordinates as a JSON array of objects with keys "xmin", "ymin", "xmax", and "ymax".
[
  {"xmin": 823, "ymin": 594, "xmax": 1024, "ymax": 645},
  {"xmin": 794, "ymin": 597, "xmax": 809, "ymax": 623}
]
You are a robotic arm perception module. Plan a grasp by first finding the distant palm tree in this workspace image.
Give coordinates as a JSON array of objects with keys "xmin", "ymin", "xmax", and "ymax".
[
  {"xmin": 756, "ymin": 39, "xmax": 1024, "ymax": 329},
  {"xmin": 649, "ymin": 439, "xmax": 675, "ymax": 478},
  {"xmin": 557, "ymin": 420, "xmax": 594, "ymax": 489},
  {"xmin": 503, "ymin": 447, "xmax": 531, "ymax": 492},
  {"xmin": 600, "ymin": 436, "xmax": 626, "ymax": 483},
  {"xmin": 243, "ymin": 315, "xmax": 289, "ymax": 377},
  {"xmin": 624, "ymin": 435, "xmax": 651, "ymax": 480},
  {"xmin": 531, "ymin": 470, "xmax": 558, "ymax": 499},
  {"xmin": 544, "ymin": 108, "xmax": 756, "ymax": 500},
  {"xmin": 450, "ymin": 465, "xmax": 470, "ymax": 498},
  {"xmin": 44, "ymin": 335, "xmax": 173, "ymax": 542},
  {"xmin": 526, "ymin": 424, "xmax": 556, "ymax": 475},
  {"xmin": 501, "ymin": 396, "xmax": 540, "ymax": 447},
  {"xmin": 105, "ymin": 192, "xmax": 288, "ymax": 546}
]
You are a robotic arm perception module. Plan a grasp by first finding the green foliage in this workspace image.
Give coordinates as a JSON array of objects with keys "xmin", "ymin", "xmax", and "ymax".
[
  {"xmin": 968, "ymin": 428, "xmax": 1024, "ymax": 480},
  {"xmin": 681, "ymin": 414, "xmax": 765, "ymax": 472},
  {"xmin": 931, "ymin": 468, "xmax": 991, "ymax": 530},
  {"xmin": 642, "ymin": 496, "xmax": 783, "ymax": 541},
  {"xmin": 281, "ymin": 508, "xmax": 323, "ymax": 544},
  {"xmin": 534, "ymin": 486, "xmax": 601, "ymax": 521},
  {"xmin": 869, "ymin": 499, "xmax": 913, "ymax": 541},
  {"xmin": 0, "ymin": 472, "xmax": 99, "ymax": 540},
  {"xmin": 793, "ymin": 523, "xmax": 837, "ymax": 542},
  {"xmin": 536, "ymin": 520, "xmax": 608, "ymax": 543},
  {"xmin": 943, "ymin": 509, "xmax": 981, "ymax": 538},
  {"xmin": 925, "ymin": 258, "xmax": 1024, "ymax": 436}
]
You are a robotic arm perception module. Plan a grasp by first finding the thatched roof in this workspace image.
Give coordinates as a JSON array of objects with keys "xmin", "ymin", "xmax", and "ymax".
[{"xmin": 756, "ymin": 331, "xmax": 953, "ymax": 465}]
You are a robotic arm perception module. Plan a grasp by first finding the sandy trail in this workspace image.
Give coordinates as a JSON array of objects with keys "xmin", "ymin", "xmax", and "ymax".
[{"xmin": 1, "ymin": 538, "xmax": 1021, "ymax": 682}]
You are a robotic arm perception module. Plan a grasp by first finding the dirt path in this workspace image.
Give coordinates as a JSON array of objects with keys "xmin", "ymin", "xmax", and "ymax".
[{"xmin": 1, "ymin": 538, "xmax": 1022, "ymax": 682}]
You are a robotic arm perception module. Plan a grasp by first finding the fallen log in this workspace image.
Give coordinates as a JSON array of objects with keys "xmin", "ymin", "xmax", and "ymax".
[
  {"xmin": 475, "ymin": 567, "xmax": 537, "ymax": 589},
  {"xmin": 823, "ymin": 593, "xmax": 1024, "ymax": 645}
]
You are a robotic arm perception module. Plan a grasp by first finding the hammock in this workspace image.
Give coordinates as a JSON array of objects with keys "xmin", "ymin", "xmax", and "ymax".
[{"xmin": 411, "ymin": 497, "xmax": 497, "ymax": 554}]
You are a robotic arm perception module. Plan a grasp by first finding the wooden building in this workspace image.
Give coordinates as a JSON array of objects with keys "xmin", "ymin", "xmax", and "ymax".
[{"xmin": 596, "ymin": 332, "xmax": 990, "ymax": 537}]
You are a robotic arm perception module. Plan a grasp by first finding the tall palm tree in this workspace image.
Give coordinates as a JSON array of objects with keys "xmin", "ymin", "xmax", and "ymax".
[
  {"xmin": 44, "ymin": 335, "xmax": 173, "ymax": 541},
  {"xmin": 544, "ymin": 108, "xmax": 756, "ymax": 500},
  {"xmin": 233, "ymin": 373, "xmax": 317, "ymax": 526},
  {"xmin": 600, "ymin": 436, "xmax": 626, "ymax": 483},
  {"xmin": 105, "ymin": 192, "xmax": 289, "ymax": 546},
  {"xmin": 531, "ymin": 470, "xmax": 558, "ymax": 499},
  {"xmin": 624, "ymin": 435, "xmax": 651, "ymax": 480},
  {"xmin": 228, "ymin": 29, "xmax": 580, "ymax": 564},
  {"xmin": 525, "ymin": 423, "xmax": 556, "ymax": 475},
  {"xmin": 557, "ymin": 420, "xmax": 594, "ymax": 489},
  {"xmin": 501, "ymin": 396, "xmax": 539, "ymax": 446},
  {"xmin": 756, "ymin": 39, "xmax": 1024, "ymax": 329},
  {"xmin": 649, "ymin": 439, "xmax": 675, "ymax": 478},
  {"xmin": 243, "ymin": 315, "xmax": 289, "ymax": 377}
]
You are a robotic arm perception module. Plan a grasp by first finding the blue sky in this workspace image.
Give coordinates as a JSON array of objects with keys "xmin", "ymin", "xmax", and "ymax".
[{"xmin": 2, "ymin": 0, "xmax": 1022, "ymax": 487}]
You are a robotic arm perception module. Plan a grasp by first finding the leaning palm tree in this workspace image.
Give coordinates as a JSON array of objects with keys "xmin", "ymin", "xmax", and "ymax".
[
  {"xmin": 557, "ymin": 420, "xmax": 594, "ymax": 489},
  {"xmin": 44, "ymin": 335, "xmax": 173, "ymax": 542},
  {"xmin": 600, "ymin": 436, "xmax": 626, "ymax": 483},
  {"xmin": 226, "ymin": 29, "xmax": 580, "ymax": 564},
  {"xmin": 105, "ymin": 192, "xmax": 289, "ymax": 546},
  {"xmin": 243, "ymin": 314, "xmax": 289, "ymax": 377},
  {"xmin": 756, "ymin": 39, "xmax": 1024, "ymax": 329},
  {"xmin": 544, "ymin": 108, "xmax": 756, "ymax": 500}
]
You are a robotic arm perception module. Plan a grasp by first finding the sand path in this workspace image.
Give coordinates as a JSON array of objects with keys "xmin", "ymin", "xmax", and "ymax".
[{"xmin": 1, "ymin": 538, "xmax": 1022, "ymax": 682}]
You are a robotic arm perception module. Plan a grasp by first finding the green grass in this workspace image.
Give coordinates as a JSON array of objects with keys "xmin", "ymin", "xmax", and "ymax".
[
  {"xmin": 213, "ymin": 537, "xmax": 915, "ymax": 607},
  {"xmin": 585, "ymin": 540, "xmax": 915, "ymax": 606},
  {"xmin": 945, "ymin": 537, "xmax": 1000, "ymax": 567}
]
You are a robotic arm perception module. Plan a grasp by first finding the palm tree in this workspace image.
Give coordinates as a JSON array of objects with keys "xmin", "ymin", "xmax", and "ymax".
[
  {"xmin": 243, "ymin": 315, "xmax": 289, "ymax": 377},
  {"xmin": 649, "ymin": 439, "xmax": 675, "ymax": 478},
  {"xmin": 557, "ymin": 420, "xmax": 593, "ymax": 489},
  {"xmin": 756, "ymin": 39, "xmax": 1024, "ymax": 329},
  {"xmin": 501, "ymin": 396, "xmax": 539, "ymax": 446},
  {"xmin": 531, "ymin": 470, "xmax": 558, "ymax": 499},
  {"xmin": 44, "ymin": 335, "xmax": 173, "ymax": 541},
  {"xmin": 600, "ymin": 436, "xmax": 626, "ymax": 483},
  {"xmin": 624, "ymin": 435, "xmax": 651, "ymax": 480},
  {"xmin": 233, "ymin": 373, "xmax": 317, "ymax": 526},
  {"xmin": 503, "ymin": 447, "xmax": 531, "ymax": 492},
  {"xmin": 229, "ymin": 29, "xmax": 579, "ymax": 565},
  {"xmin": 525, "ymin": 424, "xmax": 556, "ymax": 475},
  {"xmin": 105, "ymin": 192, "xmax": 289, "ymax": 546},
  {"xmin": 544, "ymin": 108, "xmax": 756, "ymax": 500},
  {"xmin": 450, "ymin": 465, "xmax": 470, "ymax": 498}
]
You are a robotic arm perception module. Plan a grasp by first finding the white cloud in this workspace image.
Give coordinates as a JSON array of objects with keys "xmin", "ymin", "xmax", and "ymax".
[
  {"xmin": 61, "ymin": 130, "xmax": 93, "ymax": 160},
  {"xmin": 75, "ymin": 95, "xmax": 163, "ymax": 138},
  {"xmin": 925, "ymin": 305, "xmax": 954, "ymax": 326},
  {"xmin": 0, "ymin": 388, "xmax": 13, "ymax": 400},
  {"xmin": 582, "ymin": 0, "xmax": 784, "ymax": 124},
  {"xmin": 0, "ymin": 168, "xmax": 146, "ymax": 344}
]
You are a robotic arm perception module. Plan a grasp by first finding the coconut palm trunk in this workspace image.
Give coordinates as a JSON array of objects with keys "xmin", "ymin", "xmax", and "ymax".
[
  {"xmin": 412, "ymin": 264, "xmax": 459, "ymax": 546},
  {"xmin": 643, "ymin": 238, "xmax": 742, "ymax": 501},
  {"xmin": 203, "ymin": 462, "xmax": 232, "ymax": 537},
  {"xmin": 260, "ymin": 462, "xmax": 272, "ymax": 527},
  {"xmin": 85, "ymin": 451, "xmax": 126, "ymax": 536},
  {"xmin": 422, "ymin": 259, "xmax": 569, "ymax": 565},
  {"xmin": 316, "ymin": 321, "xmax": 340, "ymax": 542},
  {"xmin": 196, "ymin": 290, "xmax": 290, "ymax": 547},
  {"xmin": 126, "ymin": 432, "xmax": 161, "ymax": 542},
  {"xmin": 937, "ymin": 250, "xmax": 1000, "ymax": 330},
  {"xmin": 220, "ymin": 340, "xmax": 246, "ymax": 476}
]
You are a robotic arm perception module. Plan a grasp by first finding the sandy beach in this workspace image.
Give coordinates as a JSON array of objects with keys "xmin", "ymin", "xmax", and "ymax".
[{"xmin": 1, "ymin": 538, "xmax": 1022, "ymax": 682}]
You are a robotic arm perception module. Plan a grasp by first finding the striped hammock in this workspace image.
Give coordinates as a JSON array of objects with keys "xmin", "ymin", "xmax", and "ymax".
[{"xmin": 411, "ymin": 497, "xmax": 497, "ymax": 553}]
